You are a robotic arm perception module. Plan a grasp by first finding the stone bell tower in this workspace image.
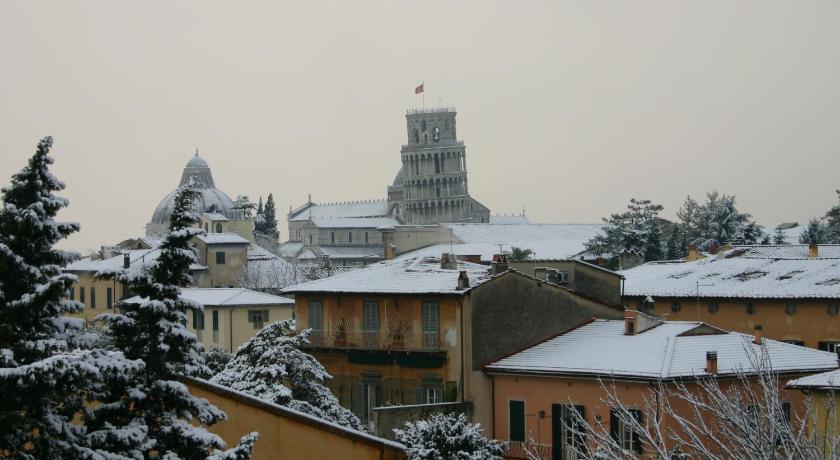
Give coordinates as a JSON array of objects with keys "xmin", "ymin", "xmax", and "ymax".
[{"xmin": 397, "ymin": 107, "xmax": 489, "ymax": 224}]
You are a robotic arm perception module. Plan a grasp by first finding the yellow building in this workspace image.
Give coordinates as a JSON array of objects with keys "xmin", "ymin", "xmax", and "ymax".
[
  {"xmin": 787, "ymin": 369, "xmax": 840, "ymax": 458},
  {"xmin": 621, "ymin": 244, "xmax": 840, "ymax": 349},
  {"xmin": 282, "ymin": 253, "xmax": 623, "ymax": 435},
  {"xmin": 184, "ymin": 377, "xmax": 407, "ymax": 460},
  {"xmin": 121, "ymin": 287, "xmax": 294, "ymax": 352}
]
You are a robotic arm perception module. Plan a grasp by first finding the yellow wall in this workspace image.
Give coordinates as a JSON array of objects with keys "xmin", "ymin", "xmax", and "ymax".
[
  {"xmin": 632, "ymin": 297, "xmax": 840, "ymax": 348},
  {"xmin": 186, "ymin": 379, "xmax": 407, "ymax": 460},
  {"xmin": 187, "ymin": 305, "xmax": 294, "ymax": 353},
  {"xmin": 803, "ymin": 389, "xmax": 840, "ymax": 457},
  {"xmin": 193, "ymin": 241, "xmax": 248, "ymax": 287},
  {"xmin": 67, "ymin": 272, "xmax": 125, "ymax": 323}
]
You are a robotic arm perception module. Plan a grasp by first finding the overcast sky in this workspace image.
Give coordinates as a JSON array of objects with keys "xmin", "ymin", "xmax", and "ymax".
[{"xmin": 2, "ymin": 0, "xmax": 839, "ymax": 251}]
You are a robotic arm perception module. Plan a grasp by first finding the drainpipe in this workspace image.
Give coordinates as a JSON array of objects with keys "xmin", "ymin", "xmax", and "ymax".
[
  {"xmin": 229, "ymin": 308, "xmax": 234, "ymax": 353},
  {"xmin": 459, "ymin": 297, "xmax": 465, "ymax": 402},
  {"xmin": 491, "ymin": 375, "xmax": 496, "ymax": 439}
]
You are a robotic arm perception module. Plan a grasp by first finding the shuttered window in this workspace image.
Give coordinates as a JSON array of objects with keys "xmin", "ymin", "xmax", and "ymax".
[
  {"xmin": 422, "ymin": 302, "xmax": 439, "ymax": 349},
  {"xmin": 610, "ymin": 408, "xmax": 642, "ymax": 454},
  {"xmin": 193, "ymin": 310, "xmax": 205, "ymax": 330},
  {"xmin": 248, "ymin": 310, "xmax": 269, "ymax": 329},
  {"xmin": 509, "ymin": 400, "xmax": 525, "ymax": 442},
  {"xmin": 106, "ymin": 287, "xmax": 113, "ymax": 308},
  {"xmin": 309, "ymin": 301, "xmax": 323, "ymax": 331},
  {"xmin": 363, "ymin": 302, "xmax": 379, "ymax": 332},
  {"xmin": 90, "ymin": 287, "xmax": 96, "ymax": 308}
]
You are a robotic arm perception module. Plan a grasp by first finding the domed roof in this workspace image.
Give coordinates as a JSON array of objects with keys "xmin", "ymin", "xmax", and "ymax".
[
  {"xmin": 148, "ymin": 154, "xmax": 235, "ymax": 230},
  {"xmin": 392, "ymin": 166, "xmax": 405, "ymax": 187}
]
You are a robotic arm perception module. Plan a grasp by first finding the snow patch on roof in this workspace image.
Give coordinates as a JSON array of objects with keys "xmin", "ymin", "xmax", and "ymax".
[
  {"xmin": 123, "ymin": 287, "xmax": 293, "ymax": 306},
  {"xmin": 290, "ymin": 200, "xmax": 389, "ymax": 222},
  {"xmin": 196, "ymin": 232, "xmax": 250, "ymax": 245},
  {"xmin": 787, "ymin": 369, "xmax": 840, "ymax": 389}
]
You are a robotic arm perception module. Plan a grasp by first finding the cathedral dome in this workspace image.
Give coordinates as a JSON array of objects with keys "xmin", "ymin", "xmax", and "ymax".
[{"xmin": 147, "ymin": 153, "xmax": 235, "ymax": 236}]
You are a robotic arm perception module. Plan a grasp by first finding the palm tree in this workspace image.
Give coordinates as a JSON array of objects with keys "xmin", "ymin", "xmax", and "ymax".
[{"xmin": 510, "ymin": 247, "xmax": 533, "ymax": 261}]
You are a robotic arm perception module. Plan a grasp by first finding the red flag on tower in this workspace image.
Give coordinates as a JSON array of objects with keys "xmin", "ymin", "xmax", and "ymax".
[{"xmin": 415, "ymin": 83, "xmax": 424, "ymax": 94}]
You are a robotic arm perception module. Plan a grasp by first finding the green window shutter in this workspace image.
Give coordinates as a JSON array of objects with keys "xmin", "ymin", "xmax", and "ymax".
[
  {"xmin": 509, "ymin": 400, "xmax": 525, "ymax": 442},
  {"xmin": 212, "ymin": 310, "xmax": 219, "ymax": 330},
  {"xmin": 353, "ymin": 383, "xmax": 366, "ymax": 420},
  {"xmin": 90, "ymin": 287, "xmax": 96, "ymax": 308},
  {"xmin": 609, "ymin": 409, "xmax": 618, "ymax": 442},
  {"xmin": 415, "ymin": 386, "xmax": 424, "ymax": 404},
  {"xmin": 192, "ymin": 311, "xmax": 198, "ymax": 329}
]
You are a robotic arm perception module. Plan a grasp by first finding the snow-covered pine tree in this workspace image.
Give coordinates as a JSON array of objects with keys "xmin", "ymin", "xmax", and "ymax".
[
  {"xmin": 393, "ymin": 412, "xmax": 507, "ymax": 460},
  {"xmin": 584, "ymin": 198, "xmax": 665, "ymax": 267},
  {"xmin": 676, "ymin": 191, "xmax": 763, "ymax": 248},
  {"xmin": 203, "ymin": 346, "xmax": 234, "ymax": 377},
  {"xmin": 799, "ymin": 218, "xmax": 826, "ymax": 244},
  {"xmin": 212, "ymin": 320, "xmax": 364, "ymax": 430},
  {"xmin": 665, "ymin": 224, "xmax": 688, "ymax": 260},
  {"xmin": 262, "ymin": 193, "xmax": 278, "ymax": 237},
  {"xmin": 95, "ymin": 185, "xmax": 257, "ymax": 458},
  {"xmin": 823, "ymin": 190, "xmax": 840, "ymax": 243},
  {"xmin": 232, "ymin": 195, "xmax": 256, "ymax": 218},
  {"xmin": 773, "ymin": 226, "xmax": 787, "ymax": 244},
  {"xmin": 257, "ymin": 196, "xmax": 264, "ymax": 215},
  {"xmin": 0, "ymin": 136, "xmax": 145, "ymax": 458}
]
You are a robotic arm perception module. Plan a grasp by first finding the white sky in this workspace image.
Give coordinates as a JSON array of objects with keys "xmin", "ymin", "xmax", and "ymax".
[{"xmin": 1, "ymin": 0, "xmax": 839, "ymax": 251}]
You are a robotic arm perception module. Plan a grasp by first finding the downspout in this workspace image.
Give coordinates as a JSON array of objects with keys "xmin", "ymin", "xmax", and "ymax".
[
  {"xmin": 229, "ymin": 307, "xmax": 234, "ymax": 353},
  {"xmin": 459, "ymin": 297, "xmax": 465, "ymax": 402},
  {"xmin": 491, "ymin": 374, "xmax": 496, "ymax": 439}
]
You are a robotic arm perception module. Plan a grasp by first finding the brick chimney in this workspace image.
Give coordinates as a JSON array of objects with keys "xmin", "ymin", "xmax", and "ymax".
[
  {"xmin": 706, "ymin": 351, "xmax": 718, "ymax": 374},
  {"xmin": 624, "ymin": 309, "xmax": 638, "ymax": 336},
  {"xmin": 441, "ymin": 253, "xmax": 457, "ymax": 270},
  {"xmin": 123, "ymin": 253, "xmax": 130, "ymax": 269},
  {"xmin": 809, "ymin": 243, "xmax": 819, "ymax": 258},
  {"xmin": 491, "ymin": 254, "xmax": 509, "ymax": 275},
  {"xmin": 753, "ymin": 325, "xmax": 763, "ymax": 345},
  {"xmin": 457, "ymin": 270, "xmax": 470, "ymax": 289}
]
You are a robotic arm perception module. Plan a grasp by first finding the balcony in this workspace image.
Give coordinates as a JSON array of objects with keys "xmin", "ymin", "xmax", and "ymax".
[{"xmin": 306, "ymin": 329, "xmax": 441, "ymax": 353}]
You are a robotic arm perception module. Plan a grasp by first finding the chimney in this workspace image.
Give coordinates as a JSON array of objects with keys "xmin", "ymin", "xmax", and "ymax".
[
  {"xmin": 624, "ymin": 309, "xmax": 638, "ymax": 336},
  {"xmin": 457, "ymin": 270, "xmax": 470, "ymax": 289},
  {"xmin": 380, "ymin": 226, "xmax": 395, "ymax": 260},
  {"xmin": 753, "ymin": 325, "xmax": 763, "ymax": 345},
  {"xmin": 123, "ymin": 253, "xmax": 130, "ymax": 269},
  {"xmin": 441, "ymin": 253, "xmax": 457, "ymax": 270},
  {"xmin": 810, "ymin": 243, "xmax": 819, "ymax": 258},
  {"xmin": 706, "ymin": 351, "xmax": 718, "ymax": 374},
  {"xmin": 491, "ymin": 254, "xmax": 509, "ymax": 275}
]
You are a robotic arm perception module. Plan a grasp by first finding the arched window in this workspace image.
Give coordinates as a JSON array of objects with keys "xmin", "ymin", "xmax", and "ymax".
[
  {"xmin": 412, "ymin": 129, "xmax": 419, "ymax": 144},
  {"xmin": 433, "ymin": 127, "xmax": 440, "ymax": 142},
  {"xmin": 215, "ymin": 223, "xmax": 222, "ymax": 233},
  {"xmin": 421, "ymin": 120, "xmax": 427, "ymax": 132}
]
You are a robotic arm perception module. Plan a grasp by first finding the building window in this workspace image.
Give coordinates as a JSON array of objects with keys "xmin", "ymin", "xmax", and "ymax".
[
  {"xmin": 106, "ymin": 287, "xmax": 113, "ymax": 309},
  {"xmin": 90, "ymin": 287, "xmax": 96, "ymax": 308},
  {"xmin": 819, "ymin": 341, "xmax": 840, "ymax": 353},
  {"xmin": 610, "ymin": 408, "xmax": 642, "ymax": 454},
  {"xmin": 671, "ymin": 301, "xmax": 681, "ymax": 313},
  {"xmin": 69, "ymin": 286, "xmax": 75, "ymax": 301},
  {"xmin": 80, "ymin": 286, "xmax": 86, "ymax": 306},
  {"xmin": 829, "ymin": 304, "xmax": 839, "ymax": 316},
  {"xmin": 309, "ymin": 234, "xmax": 313, "ymax": 245},
  {"xmin": 212, "ymin": 310, "xmax": 219, "ymax": 343},
  {"xmin": 365, "ymin": 232, "xmax": 369, "ymax": 243},
  {"xmin": 557, "ymin": 271, "xmax": 569, "ymax": 283},
  {"xmin": 193, "ymin": 310, "xmax": 205, "ymax": 330},
  {"xmin": 348, "ymin": 232, "xmax": 353, "ymax": 243},
  {"xmin": 215, "ymin": 223, "xmax": 222, "ymax": 233},
  {"xmin": 425, "ymin": 387, "xmax": 442, "ymax": 404},
  {"xmin": 309, "ymin": 301, "xmax": 324, "ymax": 345},
  {"xmin": 558, "ymin": 404, "xmax": 586, "ymax": 459},
  {"xmin": 708, "ymin": 302, "xmax": 718, "ymax": 314},
  {"xmin": 422, "ymin": 302, "xmax": 439, "ymax": 350},
  {"xmin": 363, "ymin": 301, "xmax": 379, "ymax": 347},
  {"xmin": 331, "ymin": 232, "xmax": 335, "ymax": 244},
  {"xmin": 248, "ymin": 310, "xmax": 269, "ymax": 329},
  {"xmin": 746, "ymin": 302, "xmax": 756, "ymax": 315},
  {"xmin": 785, "ymin": 302, "xmax": 796, "ymax": 316},
  {"xmin": 509, "ymin": 400, "xmax": 525, "ymax": 442},
  {"xmin": 215, "ymin": 251, "xmax": 226, "ymax": 264},
  {"xmin": 354, "ymin": 381, "xmax": 380, "ymax": 429}
]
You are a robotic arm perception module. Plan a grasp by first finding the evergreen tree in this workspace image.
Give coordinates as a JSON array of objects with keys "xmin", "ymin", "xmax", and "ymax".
[
  {"xmin": 676, "ymin": 191, "xmax": 762, "ymax": 248},
  {"xmin": 584, "ymin": 198, "xmax": 665, "ymax": 265},
  {"xmin": 773, "ymin": 227, "xmax": 787, "ymax": 244},
  {"xmin": 665, "ymin": 224, "xmax": 688, "ymax": 259},
  {"xmin": 232, "ymin": 195, "xmax": 256, "ymax": 218},
  {"xmin": 261, "ymin": 193, "xmax": 278, "ymax": 237},
  {"xmin": 823, "ymin": 190, "xmax": 840, "ymax": 243},
  {"xmin": 509, "ymin": 247, "xmax": 533, "ymax": 261},
  {"xmin": 96, "ymin": 185, "xmax": 257, "ymax": 458},
  {"xmin": 203, "ymin": 346, "xmax": 234, "ymax": 377},
  {"xmin": 212, "ymin": 320, "xmax": 364, "ymax": 430},
  {"xmin": 393, "ymin": 412, "xmax": 506, "ymax": 460},
  {"xmin": 799, "ymin": 218, "xmax": 826, "ymax": 245},
  {"xmin": 257, "ymin": 196, "xmax": 264, "ymax": 215},
  {"xmin": 0, "ymin": 137, "xmax": 143, "ymax": 458}
]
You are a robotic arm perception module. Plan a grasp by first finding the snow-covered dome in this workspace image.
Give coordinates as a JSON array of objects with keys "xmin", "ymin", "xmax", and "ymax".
[
  {"xmin": 392, "ymin": 166, "xmax": 405, "ymax": 187},
  {"xmin": 146, "ymin": 153, "xmax": 235, "ymax": 236}
]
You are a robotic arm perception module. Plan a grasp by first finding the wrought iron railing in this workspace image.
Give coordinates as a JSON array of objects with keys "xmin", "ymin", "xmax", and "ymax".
[
  {"xmin": 504, "ymin": 442, "xmax": 552, "ymax": 460},
  {"xmin": 306, "ymin": 329, "xmax": 440, "ymax": 352}
]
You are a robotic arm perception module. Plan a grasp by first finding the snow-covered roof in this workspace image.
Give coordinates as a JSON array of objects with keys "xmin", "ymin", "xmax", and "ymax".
[
  {"xmin": 247, "ymin": 244, "xmax": 278, "ymax": 261},
  {"xmin": 489, "ymin": 215, "xmax": 532, "ymax": 224},
  {"xmin": 195, "ymin": 232, "xmax": 250, "ymax": 245},
  {"xmin": 787, "ymin": 369, "xmax": 840, "ymax": 390},
  {"xmin": 277, "ymin": 241, "xmax": 303, "ymax": 258},
  {"xmin": 65, "ymin": 249, "xmax": 207, "ymax": 272},
  {"xmin": 309, "ymin": 217, "xmax": 400, "ymax": 229},
  {"xmin": 396, "ymin": 223, "xmax": 604, "ymax": 262},
  {"xmin": 486, "ymin": 319, "xmax": 838, "ymax": 379},
  {"xmin": 318, "ymin": 245, "xmax": 385, "ymax": 259},
  {"xmin": 123, "ymin": 287, "xmax": 293, "ymax": 307},
  {"xmin": 621, "ymin": 245, "xmax": 840, "ymax": 299},
  {"xmin": 283, "ymin": 256, "xmax": 492, "ymax": 295},
  {"xmin": 202, "ymin": 212, "xmax": 230, "ymax": 221},
  {"xmin": 289, "ymin": 200, "xmax": 389, "ymax": 222}
]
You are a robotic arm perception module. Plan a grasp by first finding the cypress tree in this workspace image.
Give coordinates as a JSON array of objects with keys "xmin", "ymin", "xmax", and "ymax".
[{"xmin": 263, "ymin": 193, "xmax": 278, "ymax": 237}]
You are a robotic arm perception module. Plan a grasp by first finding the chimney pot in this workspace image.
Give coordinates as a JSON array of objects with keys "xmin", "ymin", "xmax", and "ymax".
[
  {"xmin": 810, "ymin": 243, "xmax": 819, "ymax": 258},
  {"xmin": 624, "ymin": 309, "xmax": 638, "ymax": 336},
  {"xmin": 706, "ymin": 351, "xmax": 718, "ymax": 374},
  {"xmin": 754, "ymin": 325, "xmax": 763, "ymax": 345},
  {"xmin": 123, "ymin": 253, "xmax": 130, "ymax": 269},
  {"xmin": 457, "ymin": 270, "xmax": 470, "ymax": 289}
]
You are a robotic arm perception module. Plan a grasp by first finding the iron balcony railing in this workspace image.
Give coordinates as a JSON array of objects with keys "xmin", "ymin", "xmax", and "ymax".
[{"xmin": 306, "ymin": 329, "xmax": 441, "ymax": 352}]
